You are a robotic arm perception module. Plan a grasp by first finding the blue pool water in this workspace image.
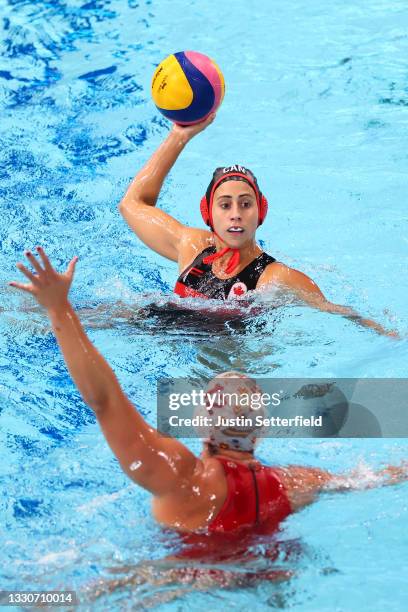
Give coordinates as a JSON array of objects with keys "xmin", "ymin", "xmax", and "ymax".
[{"xmin": 1, "ymin": 0, "xmax": 408, "ymax": 609}]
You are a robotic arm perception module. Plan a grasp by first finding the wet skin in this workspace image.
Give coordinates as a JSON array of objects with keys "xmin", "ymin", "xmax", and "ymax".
[
  {"xmin": 118, "ymin": 116, "xmax": 397, "ymax": 336},
  {"xmin": 9, "ymin": 251, "xmax": 407, "ymax": 537}
]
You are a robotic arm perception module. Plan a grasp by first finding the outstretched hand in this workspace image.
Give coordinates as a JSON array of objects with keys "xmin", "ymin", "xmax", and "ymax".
[{"xmin": 9, "ymin": 247, "xmax": 78, "ymax": 311}]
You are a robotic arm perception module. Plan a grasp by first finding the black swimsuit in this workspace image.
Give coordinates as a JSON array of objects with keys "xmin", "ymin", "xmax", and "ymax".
[{"xmin": 174, "ymin": 246, "xmax": 276, "ymax": 300}]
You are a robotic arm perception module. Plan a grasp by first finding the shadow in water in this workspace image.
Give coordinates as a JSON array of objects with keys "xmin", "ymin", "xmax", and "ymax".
[{"xmin": 80, "ymin": 531, "xmax": 336, "ymax": 609}]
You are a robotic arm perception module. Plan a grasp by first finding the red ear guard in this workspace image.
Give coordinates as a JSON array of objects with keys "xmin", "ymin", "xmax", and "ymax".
[
  {"xmin": 200, "ymin": 195, "xmax": 211, "ymax": 227},
  {"xmin": 259, "ymin": 194, "xmax": 268, "ymax": 225},
  {"xmin": 200, "ymin": 190, "xmax": 268, "ymax": 229}
]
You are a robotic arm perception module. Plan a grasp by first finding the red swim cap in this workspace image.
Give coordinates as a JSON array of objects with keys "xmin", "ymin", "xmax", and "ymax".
[{"xmin": 200, "ymin": 165, "xmax": 268, "ymax": 231}]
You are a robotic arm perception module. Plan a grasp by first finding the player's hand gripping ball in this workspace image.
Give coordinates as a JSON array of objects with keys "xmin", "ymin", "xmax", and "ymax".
[{"xmin": 151, "ymin": 51, "xmax": 225, "ymax": 125}]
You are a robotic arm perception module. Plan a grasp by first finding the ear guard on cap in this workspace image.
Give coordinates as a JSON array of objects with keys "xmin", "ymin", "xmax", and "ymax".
[
  {"xmin": 200, "ymin": 195, "xmax": 211, "ymax": 227},
  {"xmin": 200, "ymin": 194, "xmax": 268, "ymax": 229},
  {"xmin": 259, "ymin": 194, "xmax": 268, "ymax": 225}
]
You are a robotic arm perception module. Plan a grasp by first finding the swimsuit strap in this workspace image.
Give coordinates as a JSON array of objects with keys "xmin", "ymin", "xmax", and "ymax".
[
  {"xmin": 248, "ymin": 463, "xmax": 260, "ymax": 524},
  {"xmin": 196, "ymin": 246, "xmax": 217, "ymax": 267},
  {"xmin": 181, "ymin": 246, "xmax": 216, "ymax": 278},
  {"xmin": 208, "ymin": 458, "xmax": 259, "ymax": 531},
  {"xmin": 236, "ymin": 251, "xmax": 276, "ymax": 285}
]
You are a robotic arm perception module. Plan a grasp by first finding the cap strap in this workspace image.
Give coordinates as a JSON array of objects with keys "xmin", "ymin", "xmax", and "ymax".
[{"xmin": 203, "ymin": 244, "xmax": 241, "ymax": 275}]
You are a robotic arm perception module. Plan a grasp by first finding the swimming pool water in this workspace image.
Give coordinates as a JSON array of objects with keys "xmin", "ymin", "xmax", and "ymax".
[{"xmin": 1, "ymin": 0, "xmax": 408, "ymax": 610}]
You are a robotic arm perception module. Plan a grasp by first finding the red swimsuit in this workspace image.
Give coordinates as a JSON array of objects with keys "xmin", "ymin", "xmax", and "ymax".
[
  {"xmin": 208, "ymin": 456, "xmax": 292, "ymax": 533},
  {"xmin": 176, "ymin": 457, "xmax": 293, "ymax": 564}
]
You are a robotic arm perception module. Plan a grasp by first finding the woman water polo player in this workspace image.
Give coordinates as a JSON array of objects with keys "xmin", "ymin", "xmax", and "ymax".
[
  {"xmin": 118, "ymin": 115, "xmax": 396, "ymax": 336},
  {"xmin": 9, "ymin": 249, "xmax": 407, "ymax": 540}
]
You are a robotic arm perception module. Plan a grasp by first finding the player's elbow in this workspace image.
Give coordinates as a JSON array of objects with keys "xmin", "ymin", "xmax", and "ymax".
[
  {"xmin": 118, "ymin": 197, "xmax": 134, "ymax": 216},
  {"xmin": 84, "ymin": 392, "xmax": 110, "ymax": 415}
]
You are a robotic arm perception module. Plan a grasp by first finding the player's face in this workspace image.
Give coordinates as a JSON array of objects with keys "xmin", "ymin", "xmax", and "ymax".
[{"xmin": 212, "ymin": 181, "xmax": 258, "ymax": 247}]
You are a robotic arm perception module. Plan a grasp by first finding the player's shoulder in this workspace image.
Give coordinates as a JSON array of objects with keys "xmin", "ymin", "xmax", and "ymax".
[
  {"xmin": 177, "ymin": 227, "xmax": 214, "ymax": 271},
  {"xmin": 179, "ymin": 226, "xmax": 213, "ymax": 252},
  {"xmin": 181, "ymin": 225, "xmax": 212, "ymax": 242},
  {"xmin": 257, "ymin": 261, "xmax": 292, "ymax": 286}
]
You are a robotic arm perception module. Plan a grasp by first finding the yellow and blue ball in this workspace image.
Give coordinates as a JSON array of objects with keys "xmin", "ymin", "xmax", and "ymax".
[{"xmin": 151, "ymin": 51, "xmax": 225, "ymax": 125}]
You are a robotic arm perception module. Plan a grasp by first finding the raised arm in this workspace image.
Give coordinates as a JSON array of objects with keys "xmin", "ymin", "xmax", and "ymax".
[
  {"xmin": 119, "ymin": 114, "xmax": 215, "ymax": 262},
  {"xmin": 9, "ymin": 248, "xmax": 200, "ymax": 496},
  {"xmin": 258, "ymin": 263, "xmax": 398, "ymax": 338}
]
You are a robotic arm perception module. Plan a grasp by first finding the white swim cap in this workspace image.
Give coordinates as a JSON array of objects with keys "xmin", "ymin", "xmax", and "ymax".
[{"xmin": 195, "ymin": 372, "xmax": 266, "ymax": 454}]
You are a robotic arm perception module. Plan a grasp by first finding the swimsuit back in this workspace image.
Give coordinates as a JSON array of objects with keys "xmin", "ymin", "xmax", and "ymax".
[{"xmin": 208, "ymin": 456, "xmax": 292, "ymax": 533}]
